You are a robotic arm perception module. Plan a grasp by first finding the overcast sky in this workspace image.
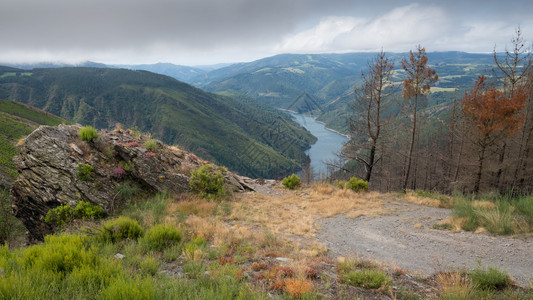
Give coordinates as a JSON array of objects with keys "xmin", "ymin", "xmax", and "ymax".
[{"xmin": 1, "ymin": 0, "xmax": 532, "ymax": 66}]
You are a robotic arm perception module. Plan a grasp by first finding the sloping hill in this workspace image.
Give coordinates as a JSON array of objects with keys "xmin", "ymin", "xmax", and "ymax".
[
  {"xmin": 0, "ymin": 99, "xmax": 67, "ymax": 186},
  {"xmin": 198, "ymin": 52, "xmax": 495, "ymax": 133},
  {"xmin": 0, "ymin": 67, "xmax": 315, "ymax": 178}
]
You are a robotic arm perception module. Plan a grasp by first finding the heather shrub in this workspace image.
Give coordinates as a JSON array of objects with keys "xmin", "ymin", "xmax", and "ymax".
[
  {"xmin": 189, "ymin": 164, "xmax": 226, "ymax": 199},
  {"xmin": 77, "ymin": 163, "xmax": 94, "ymax": 181},
  {"xmin": 98, "ymin": 216, "xmax": 143, "ymax": 243},
  {"xmin": 112, "ymin": 167, "xmax": 126, "ymax": 178},
  {"xmin": 142, "ymin": 224, "xmax": 182, "ymax": 251},
  {"xmin": 78, "ymin": 126, "xmax": 98, "ymax": 142},
  {"xmin": 282, "ymin": 174, "xmax": 301, "ymax": 189}
]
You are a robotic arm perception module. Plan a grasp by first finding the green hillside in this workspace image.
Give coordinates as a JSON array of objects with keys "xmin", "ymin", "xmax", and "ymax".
[
  {"xmin": 0, "ymin": 67, "xmax": 315, "ymax": 179},
  {"xmin": 0, "ymin": 99, "xmax": 67, "ymax": 185},
  {"xmin": 200, "ymin": 52, "xmax": 496, "ymax": 133}
]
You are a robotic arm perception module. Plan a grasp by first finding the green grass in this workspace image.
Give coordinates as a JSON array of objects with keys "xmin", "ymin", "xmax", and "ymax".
[
  {"xmin": 341, "ymin": 269, "xmax": 391, "ymax": 289},
  {"xmin": 414, "ymin": 190, "xmax": 533, "ymax": 235},
  {"xmin": 470, "ymin": 265, "xmax": 512, "ymax": 291},
  {"xmin": 452, "ymin": 194, "xmax": 533, "ymax": 235},
  {"xmin": 0, "ymin": 99, "xmax": 66, "ymax": 180}
]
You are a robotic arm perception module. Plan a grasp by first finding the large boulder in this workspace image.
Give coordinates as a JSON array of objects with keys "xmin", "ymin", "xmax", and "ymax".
[{"xmin": 11, "ymin": 124, "xmax": 252, "ymax": 241}]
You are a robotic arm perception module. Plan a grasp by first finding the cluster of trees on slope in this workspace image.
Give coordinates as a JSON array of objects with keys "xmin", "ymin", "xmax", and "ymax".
[
  {"xmin": 0, "ymin": 68, "xmax": 315, "ymax": 179},
  {"xmin": 344, "ymin": 28, "xmax": 533, "ymax": 195}
]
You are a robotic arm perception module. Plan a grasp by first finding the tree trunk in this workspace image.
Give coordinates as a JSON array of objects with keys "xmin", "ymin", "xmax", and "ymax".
[
  {"xmin": 475, "ymin": 144, "xmax": 487, "ymax": 194},
  {"xmin": 403, "ymin": 95, "xmax": 417, "ymax": 190}
]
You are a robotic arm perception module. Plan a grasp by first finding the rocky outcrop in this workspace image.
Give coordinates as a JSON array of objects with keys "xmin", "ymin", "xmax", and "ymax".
[{"xmin": 11, "ymin": 124, "xmax": 253, "ymax": 241}]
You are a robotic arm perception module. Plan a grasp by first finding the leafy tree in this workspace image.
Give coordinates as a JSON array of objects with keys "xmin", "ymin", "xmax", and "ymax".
[
  {"xmin": 462, "ymin": 75, "xmax": 526, "ymax": 193},
  {"xmin": 401, "ymin": 45, "xmax": 438, "ymax": 190}
]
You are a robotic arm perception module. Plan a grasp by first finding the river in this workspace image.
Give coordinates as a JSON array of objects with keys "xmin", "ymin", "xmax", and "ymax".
[{"xmin": 289, "ymin": 113, "xmax": 349, "ymax": 179}]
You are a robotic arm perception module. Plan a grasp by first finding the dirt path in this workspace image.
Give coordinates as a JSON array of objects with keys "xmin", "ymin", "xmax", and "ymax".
[{"xmin": 317, "ymin": 201, "xmax": 533, "ymax": 286}]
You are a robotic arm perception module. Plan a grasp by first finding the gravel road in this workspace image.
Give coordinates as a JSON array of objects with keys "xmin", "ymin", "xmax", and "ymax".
[{"xmin": 317, "ymin": 201, "xmax": 533, "ymax": 286}]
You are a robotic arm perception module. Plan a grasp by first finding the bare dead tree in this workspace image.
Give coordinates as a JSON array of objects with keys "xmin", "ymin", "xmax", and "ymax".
[
  {"xmin": 348, "ymin": 50, "xmax": 395, "ymax": 183},
  {"xmin": 401, "ymin": 45, "xmax": 438, "ymax": 191}
]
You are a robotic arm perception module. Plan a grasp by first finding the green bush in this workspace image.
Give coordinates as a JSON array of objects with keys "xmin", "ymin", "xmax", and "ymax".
[
  {"xmin": 469, "ymin": 266, "xmax": 512, "ymax": 290},
  {"xmin": 335, "ymin": 177, "xmax": 369, "ymax": 192},
  {"xmin": 101, "ymin": 276, "xmax": 154, "ymax": 299},
  {"xmin": 78, "ymin": 126, "xmax": 99, "ymax": 142},
  {"xmin": 98, "ymin": 217, "xmax": 143, "ymax": 243},
  {"xmin": 189, "ymin": 164, "xmax": 226, "ymax": 199},
  {"xmin": 348, "ymin": 177, "xmax": 369, "ymax": 192},
  {"xmin": 341, "ymin": 269, "xmax": 391, "ymax": 289},
  {"xmin": 282, "ymin": 174, "xmax": 301, "ymax": 189},
  {"xmin": 140, "ymin": 256, "xmax": 160, "ymax": 276},
  {"xmin": 119, "ymin": 160, "xmax": 135, "ymax": 172},
  {"xmin": 182, "ymin": 261, "xmax": 205, "ymax": 279},
  {"xmin": 45, "ymin": 201, "xmax": 104, "ymax": 227},
  {"xmin": 144, "ymin": 139, "xmax": 158, "ymax": 152},
  {"xmin": 142, "ymin": 224, "xmax": 182, "ymax": 251},
  {"xmin": 77, "ymin": 163, "xmax": 94, "ymax": 181}
]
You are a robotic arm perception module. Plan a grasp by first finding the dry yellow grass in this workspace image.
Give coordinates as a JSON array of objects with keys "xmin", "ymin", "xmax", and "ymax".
[
  {"xmin": 231, "ymin": 184, "xmax": 389, "ymax": 239},
  {"xmin": 166, "ymin": 196, "xmax": 217, "ymax": 217},
  {"xmin": 402, "ymin": 191, "xmax": 442, "ymax": 207},
  {"xmin": 472, "ymin": 200, "xmax": 496, "ymax": 210},
  {"xmin": 436, "ymin": 271, "xmax": 473, "ymax": 299}
]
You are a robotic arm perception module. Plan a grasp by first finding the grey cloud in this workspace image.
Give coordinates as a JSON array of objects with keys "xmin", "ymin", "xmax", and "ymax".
[{"xmin": 1, "ymin": 0, "xmax": 532, "ymax": 64}]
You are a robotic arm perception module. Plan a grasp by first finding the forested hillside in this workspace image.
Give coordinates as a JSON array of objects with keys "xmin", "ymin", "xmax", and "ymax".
[
  {"xmin": 0, "ymin": 67, "xmax": 316, "ymax": 179},
  {"xmin": 0, "ymin": 98, "xmax": 67, "ymax": 186},
  {"xmin": 198, "ymin": 52, "xmax": 496, "ymax": 133}
]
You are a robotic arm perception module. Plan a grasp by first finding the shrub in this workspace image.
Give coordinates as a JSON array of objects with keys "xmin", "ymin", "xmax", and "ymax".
[
  {"xmin": 284, "ymin": 278, "xmax": 313, "ymax": 298},
  {"xmin": 140, "ymin": 256, "xmax": 160, "ymax": 276},
  {"xmin": 119, "ymin": 160, "xmax": 135, "ymax": 172},
  {"xmin": 101, "ymin": 276, "xmax": 154, "ymax": 299},
  {"xmin": 142, "ymin": 225, "xmax": 182, "ymax": 251},
  {"xmin": 78, "ymin": 126, "xmax": 98, "ymax": 142},
  {"xmin": 282, "ymin": 174, "xmax": 301, "ymax": 189},
  {"xmin": 347, "ymin": 177, "xmax": 369, "ymax": 192},
  {"xmin": 72, "ymin": 201, "xmax": 104, "ymax": 220},
  {"xmin": 143, "ymin": 139, "xmax": 158, "ymax": 152},
  {"xmin": 183, "ymin": 236, "xmax": 207, "ymax": 261},
  {"xmin": 45, "ymin": 201, "xmax": 104, "ymax": 227},
  {"xmin": 182, "ymin": 261, "xmax": 205, "ymax": 279},
  {"xmin": 112, "ymin": 167, "xmax": 126, "ymax": 178},
  {"xmin": 469, "ymin": 266, "xmax": 512, "ymax": 290},
  {"xmin": 99, "ymin": 217, "xmax": 143, "ymax": 243},
  {"xmin": 189, "ymin": 164, "xmax": 226, "ymax": 199},
  {"xmin": 44, "ymin": 204, "xmax": 72, "ymax": 227},
  {"xmin": 115, "ymin": 181, "xmax": 140, "ymax": 200},
  {"xmin": 335, "ymin": 177, "xmax": 369, "ymax": 192},
  {"xmin": 341, "ymin": 269, "xmax": 390, "ymax": 289},
  {"xmin": 77, "ymin": 163, "xmax": 94, "ymax": 181}
]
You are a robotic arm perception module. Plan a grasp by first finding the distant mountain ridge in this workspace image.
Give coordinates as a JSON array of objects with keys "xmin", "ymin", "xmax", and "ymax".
[{"xmin": 0, "ymin": 66, "xmax": 315, "ymax": 178}]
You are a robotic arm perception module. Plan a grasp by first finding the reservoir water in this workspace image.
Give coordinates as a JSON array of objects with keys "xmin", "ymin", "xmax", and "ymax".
[{"xmin": 290, "ymin": 113, "xmax": 349, "ymax": 179}]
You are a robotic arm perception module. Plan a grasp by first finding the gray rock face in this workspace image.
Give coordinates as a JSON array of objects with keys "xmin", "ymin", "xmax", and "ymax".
[{"xmin": 11, "ymin": 125, "xmax": 253, "ymax": 242}]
